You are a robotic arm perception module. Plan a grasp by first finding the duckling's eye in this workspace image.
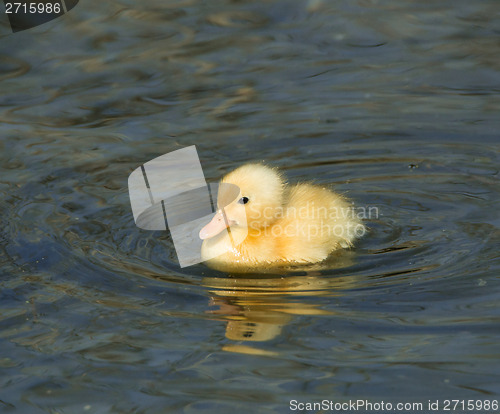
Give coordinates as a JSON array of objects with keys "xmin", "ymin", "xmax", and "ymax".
[{"xmin": 238, "ymin": 196, "xmax": 249, "ymax": 205}]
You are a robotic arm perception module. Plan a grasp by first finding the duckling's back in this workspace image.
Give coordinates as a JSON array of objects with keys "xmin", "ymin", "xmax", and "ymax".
[{"xmin": 274, "ymin": 183, "xmax": 363, "ymax": 263}]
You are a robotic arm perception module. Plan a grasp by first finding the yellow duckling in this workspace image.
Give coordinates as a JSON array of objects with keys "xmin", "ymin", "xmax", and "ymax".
[{"xmin": 199, "ymin": 164, "xmax": 364, "ymax": 271}]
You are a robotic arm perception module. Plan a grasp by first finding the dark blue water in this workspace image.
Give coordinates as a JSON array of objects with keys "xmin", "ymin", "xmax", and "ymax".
[{"xmin": 1, "ymin": 1, "xmax": 499, "ymax": 413}]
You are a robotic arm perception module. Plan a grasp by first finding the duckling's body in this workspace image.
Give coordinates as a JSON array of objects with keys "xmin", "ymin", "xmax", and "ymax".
[{"xmin": 200, "ymin": 164, "xmax": 364, "ymax": 271}]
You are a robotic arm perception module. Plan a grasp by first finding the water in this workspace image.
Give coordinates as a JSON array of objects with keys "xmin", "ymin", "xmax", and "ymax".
[{"xmin": 1, "ymin": 0, "xmax": 500, "ymax": 413}]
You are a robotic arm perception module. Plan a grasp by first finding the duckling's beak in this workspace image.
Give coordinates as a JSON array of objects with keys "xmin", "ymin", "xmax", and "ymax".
[{"xmin": 199, "ymin": 209, "xmax": 235, "ymax": 240}]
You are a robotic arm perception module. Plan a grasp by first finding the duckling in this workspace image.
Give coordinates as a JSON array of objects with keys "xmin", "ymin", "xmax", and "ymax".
[{"xmin": 199, "ymin": 164, "xmax": 364, "ymax": 271}]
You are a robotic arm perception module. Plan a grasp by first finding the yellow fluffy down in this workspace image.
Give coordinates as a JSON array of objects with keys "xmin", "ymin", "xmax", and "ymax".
[{"xmin": 200, "ymin": 164, "xmax": 364, "ymax": 271}]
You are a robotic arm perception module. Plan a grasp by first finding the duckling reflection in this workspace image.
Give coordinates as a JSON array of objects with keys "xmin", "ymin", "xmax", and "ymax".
[
  {"xmin": 202, "ymin": 252, "xmax": 358, "ymax": 344},
  {"xmin": 208, "ymin": 296, "xmax": 294, "ymax": 342}
]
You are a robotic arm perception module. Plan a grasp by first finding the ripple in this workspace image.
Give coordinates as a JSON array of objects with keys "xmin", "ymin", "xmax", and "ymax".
[
  {"xmin": 0, "ymin": 55, "xmax": 30, "ymax": 81},
  {"xmin": 2, "ymin": 141, "xmax": 498, "ymax": 303},
  {"xmin": 206, "ymin": 11, "xmax": 269, "ymax": 28}
]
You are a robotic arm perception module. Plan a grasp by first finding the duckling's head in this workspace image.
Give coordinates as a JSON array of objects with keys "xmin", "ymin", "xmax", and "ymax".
[{"xmin": 199, "ymin": 164, "xmax": 285, "ymax": 240}]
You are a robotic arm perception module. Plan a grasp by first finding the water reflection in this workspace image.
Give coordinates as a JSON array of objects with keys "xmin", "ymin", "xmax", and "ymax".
[{"xmin": 201, "ymin": 253, "xmax": 357, "ymax": 351}]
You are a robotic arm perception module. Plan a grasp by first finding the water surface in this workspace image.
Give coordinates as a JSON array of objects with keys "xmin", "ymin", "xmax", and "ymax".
[{"xmin": 1, "ymin": 0, "xmax": 500, "ymax": 413}]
